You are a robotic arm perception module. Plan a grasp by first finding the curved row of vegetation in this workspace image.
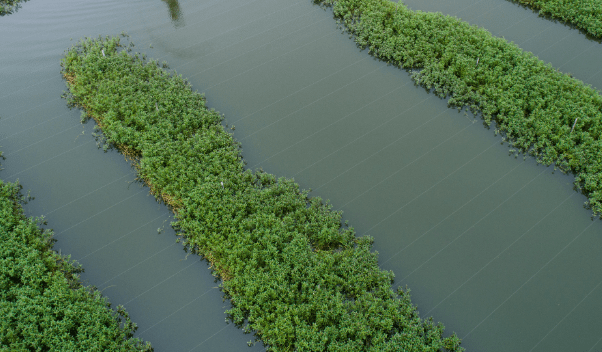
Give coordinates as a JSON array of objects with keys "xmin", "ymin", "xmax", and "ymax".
[
  {"xmin": 60, "ymin": 34, "xmax": 463, "ymax": 351},
  {"xmin": 0, "ymin": 0, "xmax": 30, "ymax": 16},
  {"xmin": 509, "ymin": 0, "xmax": 602, "ymax": 39},
  {"xmin": 317, "ymin": 0, "xmax": 602, "ymax": 217},
  {"xmin": 0, "ymin": 151, "xmax": 152, "ymax": 351}
]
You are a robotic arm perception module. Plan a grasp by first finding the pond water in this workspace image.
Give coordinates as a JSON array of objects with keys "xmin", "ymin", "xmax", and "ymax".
[{"xmin": 1, "ymin": 0, "xmax": 602, "ymax": 350}]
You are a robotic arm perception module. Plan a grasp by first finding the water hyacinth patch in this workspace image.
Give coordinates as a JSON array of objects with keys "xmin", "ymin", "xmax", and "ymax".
[
  {"xmin": 61, "ymin": 34, "xmax": 463, "ymax": 351},
  {"xmin": 317, "ymin": 0, "xmax": 602, "ymax": 218},
  {"xmin": 0, "ymin": 155, "xmax": 153, "ymax": 351}
]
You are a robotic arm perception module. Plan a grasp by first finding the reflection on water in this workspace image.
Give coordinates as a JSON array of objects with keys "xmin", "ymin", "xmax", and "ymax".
[
  {"xmin": 161, "ymin": 0, "xmax": 184, "ymax": 28},
  {"xmin": 0, "ymin": 0, "xmax": 30, "ymax": 16}
]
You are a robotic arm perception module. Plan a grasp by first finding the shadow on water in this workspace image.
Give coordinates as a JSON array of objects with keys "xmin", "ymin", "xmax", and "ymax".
[{"xmin": 161, "ymin": 0, "xmax": 185, "ymax": 29}]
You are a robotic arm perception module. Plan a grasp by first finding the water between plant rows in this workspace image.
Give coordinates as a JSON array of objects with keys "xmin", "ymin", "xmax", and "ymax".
[{"xmin": 1, "ymin": 0, "xmax": 602, "ymax": 350}]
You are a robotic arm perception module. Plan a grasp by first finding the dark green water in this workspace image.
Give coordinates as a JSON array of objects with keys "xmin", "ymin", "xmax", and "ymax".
[{"xmin": 1, "ymin": 0, "xmax": 602, "ymax": 350}]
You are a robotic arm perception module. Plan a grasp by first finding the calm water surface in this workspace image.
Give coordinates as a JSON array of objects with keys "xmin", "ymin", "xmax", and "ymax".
[{"xmin": 1, "ymin": 0, "xmax": 601, "ymax": 350}]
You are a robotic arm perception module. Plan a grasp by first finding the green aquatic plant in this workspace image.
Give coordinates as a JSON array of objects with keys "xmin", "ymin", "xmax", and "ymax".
[
  {"xmin": 316, "ymin": 0, "xmax": 602, "ymax": 218},
  {"xmin": 0, "ymin": 158, "xmax": 153, "ymax": 350},
  {"xmin": 509, "ymin": 0, "xmax": 602, "ymax": 39},
  {"xmin": 0, "ymin": 0, "xmax": 30, "ymax": 16},
  {"xmin": 61, "ymin": 35, "xmax": 463, "ymax": 351}
]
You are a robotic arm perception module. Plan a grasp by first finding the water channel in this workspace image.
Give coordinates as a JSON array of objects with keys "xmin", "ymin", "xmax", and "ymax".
[{"xmin": 1, "ymin": 0, "xmax": 602, "ymax": 350}]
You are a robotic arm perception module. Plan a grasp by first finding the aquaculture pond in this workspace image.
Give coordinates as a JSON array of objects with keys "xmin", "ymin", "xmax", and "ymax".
[{"xmin": 1, "ymin": 0, "xmax": 601, "ymax": 351}]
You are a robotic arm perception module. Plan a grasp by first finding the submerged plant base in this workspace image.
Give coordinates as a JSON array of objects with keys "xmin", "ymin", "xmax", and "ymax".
[{"xmin": 61, "ymin": 34, "xmax": 463, "ymax": 351}]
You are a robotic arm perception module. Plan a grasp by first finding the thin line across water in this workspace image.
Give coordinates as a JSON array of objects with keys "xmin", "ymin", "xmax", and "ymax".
[
  {"xmin": 337, "ymin": 116, "xmax": 473, "ymax": 211},
  {"xmin": 399, "ymin": 168, "xmax": 548, "ymax": 284},
  {"xmin": 5, "ymin": 139, "xmax": 94, "ymax": 180},
  {"xmin": 187, "ymin": 325, "xmax": 230, "ymax": 352},
  {"xmin": 239, "ymin": 64, "xmax": 382, "ymax": 142},
  {"xmin": 98, "ymin": 241, "xmax": 178, "ymax": 288},
  {"xmin": 463, "ymin": 220, "xmax": 596, "ymax": 340},
  {"xmin": 382, "ymin": 160, "xmax": 526, "ymax": 267},
  {"xmin": 361, "ymin": 139, "xmax": 499, "ymax": 237},
  {"xmin": 138, "ymin": 286, "xmax": 218, "ymax": 337},
  {"xmin": 588, "ymin": 336, "xmax": 602, "ymax": 352},
  {"xmin": 54, "ymin": 188, "xmax": 147, "ymax": 238},
  {"xmin": 423, "ymin": 192, "xmax": 575, "ymax": 318},
  {"xmin": 529, "ymin": 278, "xmax": 602, "ymax": 351},
  {"xmin": 198, "ymin": 25, "xmax": 335, "ymax": 93},
  {"xmin": 235, "ymin": 55, "xmax": 370, "ymax": 128},
  {"xmin": 249, "ymin": 73, "xmax": 418, "ymax": 170},
  {"xmin": 46, "ymin": 173, "xmax": 135, "ymax": 217},
  {"xmin": 124, "ymin": 260, "xmax": 198, "ymax": 305},
  {"xmin": 77, "ymin": 214, "xmax": 166, "ymax": 262}
]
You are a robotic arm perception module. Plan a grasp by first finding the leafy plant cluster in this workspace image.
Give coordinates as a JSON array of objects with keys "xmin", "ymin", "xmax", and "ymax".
[
  {"xmin": 0, "ymin": 0, "xmax": 30, "ymax": 16},
  {"xmin": 317, "ymin": 0, "xmax": 602, "ymax": 217},
  {"xmin": 60, "ymin": 34, "xmax": 463, "ymax": 351},
  {"xmin": 0, "ymin": 171, "xmax": 153, "ymax": 350},
  {"xmin": 509, "ymin": 0, "xmax": 602, "ymax": 39}
]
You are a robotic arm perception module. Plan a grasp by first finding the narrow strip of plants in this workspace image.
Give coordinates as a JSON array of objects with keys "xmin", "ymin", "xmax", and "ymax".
[
  {"xmin": 60, "ymin": 34, "xmax": 464, "ymax": 351},
  {"xmin": 317, "ymin": 0, "xmax": 602, "ymax": 217},
  {"xmin": 0, "ymin": 151, "xmax": 152, "ymax": 351},
  {"xmin": 509, "ymin": 0, "xmax": 602, "ymax": 39}
]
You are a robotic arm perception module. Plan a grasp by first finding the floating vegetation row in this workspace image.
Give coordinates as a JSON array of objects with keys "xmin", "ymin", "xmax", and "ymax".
[
  {"xmin": 60, "ymin": 34, "xmax": 463, "ymax": 351},
  {"xmin": 509, "ymin": 0, "xmax": 602, "ymax": 39},
  {"xmin": 0, "ymin": 0, "xmax": 30, "ymax": 16},
  {"xmin": 0, "ymin": 153, "xmax": 152, "ymax": 351},
  {"xmin": 317, "ymin": 0, "xmax": 602, "ymax": 217}
]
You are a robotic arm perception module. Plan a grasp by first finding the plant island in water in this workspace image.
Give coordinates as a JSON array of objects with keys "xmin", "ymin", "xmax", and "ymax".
[
  {"xmin": 0, "ymin": 150, "xmax": 153, "ymax": 351},
  {"xmin": 61, "ymin": 33, "xmax": 463, "ymax": 351},
  {"xmin": 58, "ymin": 0, "xmax": 602, "ymax": 350},
  {"xmin": 318, "ymin": 0, "xmax": 602, "ymax": 217},
  {"xmin": 509, "ymin": 0, "xmax": 602, "ymax": 39}
]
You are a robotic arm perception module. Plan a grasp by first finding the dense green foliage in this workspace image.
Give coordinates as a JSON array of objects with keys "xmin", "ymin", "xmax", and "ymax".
[
  {"xmin": 0, "ymin": 0, "xmax": 30, "ymax": 16},
  {"xmin": 510, "ymin": 0, "xmax": 602, "ymax": 38},
  {"xmin": 60, "ymin": 34, "xmax": 463, "ymax": 351},
  {"xmin": 0, "ymin": 156, "xmax": 152, "ymax": 350},
  {"xmin": 317, "ymin": 0, "xmax": 602, "ymax": 217}
]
